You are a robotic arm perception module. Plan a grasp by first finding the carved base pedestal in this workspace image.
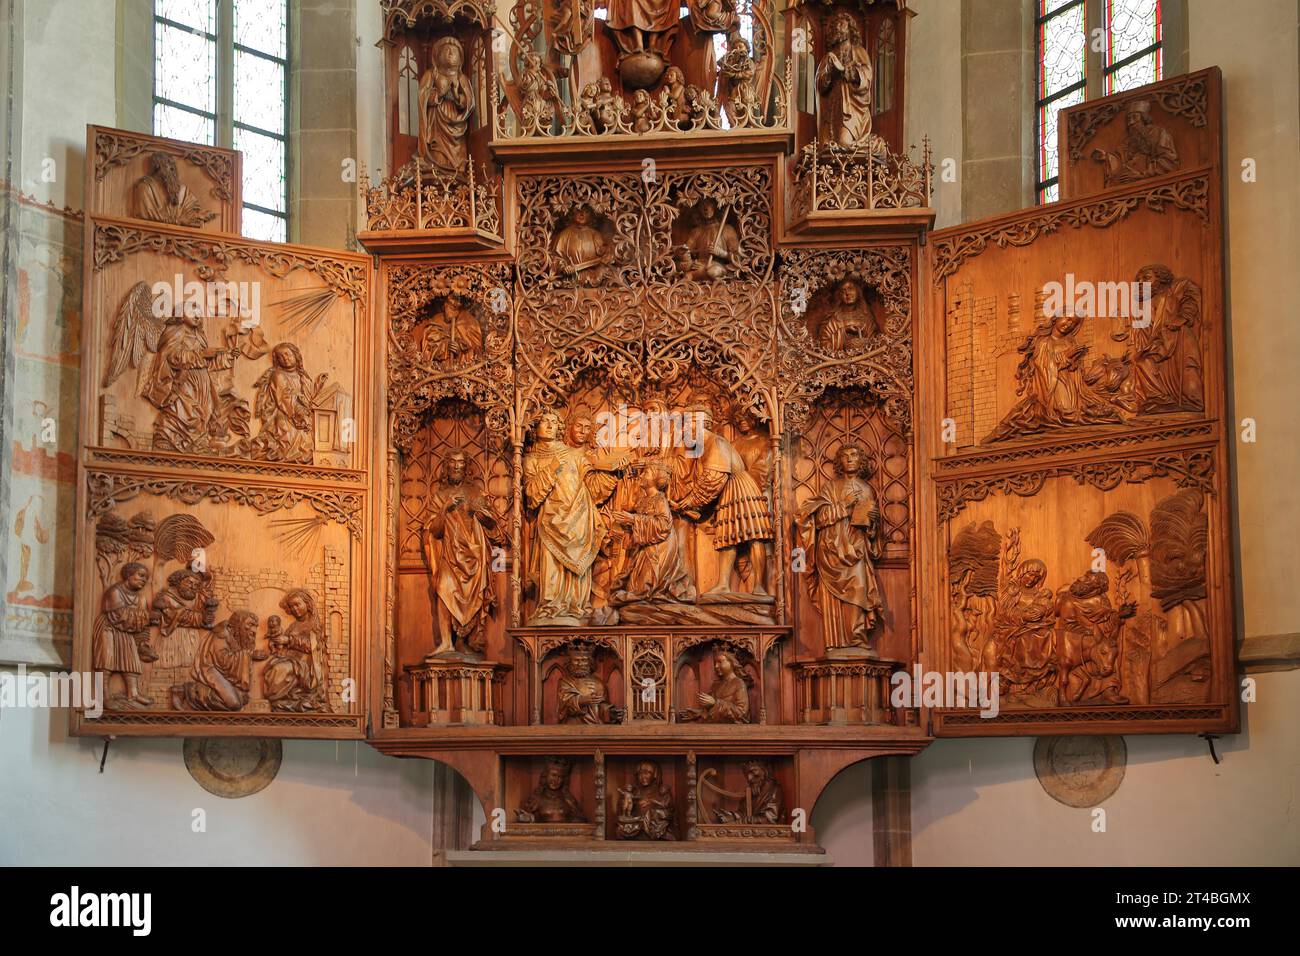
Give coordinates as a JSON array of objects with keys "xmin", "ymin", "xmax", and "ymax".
[
  {"xmin": 791, "ymin": 658, "xmax": 901, "ymax": 726},
  {"xmin": 406, "ymin": 660, "xmax": 510, "ymax": 727}
]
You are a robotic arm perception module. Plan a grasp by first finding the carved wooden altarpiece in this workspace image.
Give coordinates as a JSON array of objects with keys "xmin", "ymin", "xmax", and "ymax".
[{"xmin": 69, "ymin": 4, "xmax": 1236, "ymax": 857}]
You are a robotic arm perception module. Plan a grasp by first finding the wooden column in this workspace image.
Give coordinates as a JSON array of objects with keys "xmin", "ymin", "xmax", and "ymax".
[
  {"xmin": 430, "ymin": 760, "xmax": 476, "ymax": 863},
  {"xmin": 871, "ymin": 756, "xmax": 912, "ymax": 867}
]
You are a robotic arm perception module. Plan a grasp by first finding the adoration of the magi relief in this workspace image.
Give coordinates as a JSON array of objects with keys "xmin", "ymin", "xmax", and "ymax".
[{"xmin": 68, "ymin": 1, "xmax": 1236, "ymax": 851}]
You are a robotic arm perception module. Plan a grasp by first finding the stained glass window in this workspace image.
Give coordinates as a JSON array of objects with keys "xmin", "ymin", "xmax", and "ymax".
[
  {"xmin": 153, "ymin": 0, "xmax": 288, "ymax": 242},
  {"xmin": 1036, "ymin": 0, "xmax": 1163, "ymax": 203}
]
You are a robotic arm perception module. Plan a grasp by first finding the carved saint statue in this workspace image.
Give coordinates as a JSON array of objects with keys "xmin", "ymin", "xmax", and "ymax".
[
  {"xmin": 418, "ymin": 36, "xmax": 475, "ymax": 173},
  {"xmin": 1124, "ymin": 265, "xmax": 1204, "ymax": 414},
  {"xmin": 243, "ymin": 343, "xmax": 327, "ymax": 464},
  {"xmin": 557, "ymin": 643, "xmax": 624, "ymax": 724},
  {"xmin": 606, "ymin": 0, "xmax": 679, "ymax": 87},
  {"xmin": 818, "ymin": 279, "xmax": 880, "ymax": 352},
  {"xmin": 1055, "ymin": 570, "xmax": 1135, "ymax": 704},
  {"xmin": 517, "ymin": 757, "xmax": 586, "ymax": 823},
  {"xmin": 608, "ymin": 462, "xmax": 698, "ymax": 605},
  {"xmin": 517, "ymin": 51, "xmax": 559, "ymax": 128},
  {"xmin": 687, "ymin": 0, "xmax": 738, "ymax": 34},
  {"xmin": 524, "ymin": 411, "xmax": 626, "ymax": 625},
  {"xmin": 135, "ymin": 152, "xmax": 216, "ymax": 227},
  {"xmin": 616, "ymin": 760, "xmax": 676, "ymax": 840},
  {"xmin": 1090, "ymin": 100, "xmax": 1178, "ymax": 186},
  {"xmin": 171, "ymin": 610, "xmax": 267, "ymax": 712},
  {"xmin": 422, "ymin": 449, "xmax": 501, "ymax": 658},
  {"xmin": 421, "ymin": 294, "xmax": 484, "ymax": 362},
  {"xmin": 663, "ymin": 66, "xmax": 689, "ymax": 128},
  {"xmin": 677, "ymin": 648, "xmax": 751, "ymax": 723},
  {"xmin": 629, "ymin": 89, "xmax": 655, "ymax": 133},
  {"xmin": 262, "ymin": 588, "xmax": 329, "ymax": 712},
  {"xmin": 796, "ymin": 443, "xmax": 885, "ymax": 652},
  {"xmin": 717, "ymin": 35, "xmax": 758, "ymax": 127},
  {"xmin": 986, "ymin": 558, "xmax": 1057, "ymax": 699},
  {"xmin": 681, "ymin": 197, "xmax": 742, "ymax": 281},
  {"xmin": 554, "ymin": 205, "xmax": 610, "ymax": 287},
  {"xmin": 92, "ymin": 562, "xmax": 155, "ymax": 709},
  {"xmin": 674, "ymin": 404, "xmax": 773, "ymax": 597},
  {"xmin": 816, "ymin": 11, "xmax": 874, "ymax": 149},
  {"xmin": 714, "ymin": 759, "xmax": 782, "ymax": 824},
  {"xmin": 983, "ymin": 312, "xmax": 1125, "ymax": 443}
]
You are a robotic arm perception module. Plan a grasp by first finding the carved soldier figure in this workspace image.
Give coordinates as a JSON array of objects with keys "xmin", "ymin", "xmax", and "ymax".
[
  {"xmin": 1124, "ymin": 265, "xmax": 1204, "ymax": 414},
  {"xmin": 243, "ymin": 343, "xmax": 326, "ymax": 464},
  {"xmin": 517, "ymin": 757, "xmax": 586, "ymax": 823},
  {"xmin": 677, "ymin": 648, "xmax": 751, "ymax": 723},
  {"xmin": 262, "ymin": 588, "xmax": 328, "ymax": 712},
  {"xmin": 1091, "ymin": 100, "xmax": 1178, "ymax": 185},
  {"xmin": 556, "ymin": 643, "xmax": 624, "ymax": 724},
  {"xmin": 816, "ymin": 11, "xmax": 874, "ymax": 149},
  {"xmin": 171, "ymin": 610, "xmax": 267, "ymax": 712},
  {"xmin": 984, "ymin": 312, "xmax": 1125, "ymax": 443},
  {"xmin": 717, "ymin": 35, "xmax": 758, "ymax": 127},
  {"xmin": 422, "ymin": 449, "xmax": 501, "ymax": 658},
  {"xmin": 554, "ymin": 205, "xmax": 610, "ymax": 287},
  {"xmin": 134, "ymin": 152, "xmax": 216, "ymax": 227},
  {"xmin": 681, "ymin": 197, "xmax": 742, "ymax": 281},
  {"xmin": 608, "ymin": 462, "xmax": 698, "ymax": 605},
  {"xmin": 523, "ymin": 410, "xmax": 626, "ymax": 625},
  {"xmin": 715, "ymin": 759, "xmax": 782, "ymax": 824},
  {"xmin": 674, "ymin": 403, "xmax": 773, "ymax": 597},
  {"xmin": 818, "ymin": 279, "xmax": 880, "ymax": 351},
  {"xmin": 93, "ymin": 562, "xmax": 155, "ymax": 709},
  {"xmin": 1055, "ymin": 570, "xmax": 1135, "ymax": 703},
  {"xmin": 421, "ymin": 293, "xmax": 484, "ymax": 362},
  {"xmin": 616, "ymin": 760, "xmax": 676, "ymax": 840},
  {"xmin": 796, "ymin": 442, "xmax": 885, "ymax": 652},
  {"xmin": 418, "ymin": 36, "xmax": 474, "ymax": 173}
]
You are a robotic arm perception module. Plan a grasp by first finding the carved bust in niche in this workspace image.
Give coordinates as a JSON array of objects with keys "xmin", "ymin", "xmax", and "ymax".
[
  {"xmin": 677, "ymin": 648, "xmax": 751, "ymax": 723},
  {"xmin": 421, "ymin": 294, "xmax": 483, "ymax": 362},
  {"xmin": 616, "ymin": 759, "xmax": 676, "ymax": 840},
  {"xmin": 817, "ymin": 279, "xmax": 880, "ymax": 352},
  {"xmin": 556, "ymin": 643, "xmax": 624, "ymax": 724},
  {"xmin": 517, "ymin": 757, "xmax": 586, "ymax": 823},
  {"xmin": 679, "ymin": 197, "xmax": 742, "ymax": 281},
  {"xmin": 135, "ymin": 151, "xmax": 216, "ymax": 227},
  {"xmin": 1090, "ymin": 100, "xmax": 1178, "ymax": 186},
  {"xmin": 553, "ymin": 205, "xmax": 610, "ymax": 286}
]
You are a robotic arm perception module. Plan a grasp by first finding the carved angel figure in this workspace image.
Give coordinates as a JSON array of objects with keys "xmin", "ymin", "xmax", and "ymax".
[
  {"xmin": 796, "ymin": 443, "xmax": 885, "ymax": 652},
  {"xmin": 616, "ymin": 760, "xmax": 676, "ymax": 840},
  {"xmin": 516, "ymin": 757, "xmax": 586, "ymax": 823},
  {"xmin": 418, "ymin": 36, "xmax": 474, "ymax": 173},
  {"xmin": 103, "ymin": 281, "xmax": 257, "ymax": 454},
  {"xmin": 1122, "ymin": 265, "xmax": 1204, "ymax": 415},
  {"xmin": 687, "ymin": 0, "xmax": 738, "ymax": 34},
  {"xmin": 662, "ymin": 67, "xmax": 689, "ymax": 128},
  {"xmin": 135, "ymin": 152, "xmax": 217, "ymax": 227},
  {"xmin": 1090, "ymin": 100, "xmax": 1178, "ymax": 185},
  {"xmin": 816, "ymin": 11, "xmax": 874, "ymax": 149}
]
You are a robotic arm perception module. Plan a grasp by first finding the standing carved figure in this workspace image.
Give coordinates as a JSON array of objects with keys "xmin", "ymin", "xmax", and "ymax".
[
  {"xmin": 616, "ymin": 760, "xmax": 676, "ymax": 840},
  {"xmin": 93, "ymin": 562, "xmax": 155, "ymax": 708},
  {"xmin": 244, "ymin": 343, "xmax": 326, "ymax": 463},
  {"xmin": 796, "ymin": 443, "xmax": 885, "ymax": 652},
  {"xmin": 151, "ymin": 567, "xmax": 218, "ymax": 671},
  {"xmin": 816, "ymin": 11, "xmax": 874, "ymax": 148},
  {"xmin": 556, "ymin": 643, "xmax": 623, "ymax": 724},
  {"xmin": 1124, "ymin": 265, "xmax": 1204, "ymax": 414},
  {"xmin": 523, "ymin": 410, "xmax": 625, "ymax": 625},
  {"xmin": 677, "ymin": 648, "xmax": 751, "ymax": 723},
  {"xmin": 135, "ymin": 152, "xmax": 216, "ymax": 227},
  {"xmin": 606, "ymin": 0, "xmax": 679, "ymax": 87},
  {"xmin": 170, "ymin": 610, "xmax": 266, "ymax": 712},
  {"xmin": 1091, "ymin": 100, "xmax": 1178, "ymax": 185},
  {"xmin": 674, "ymin": 404, "xmax": 773, "ymax": 596},
  {"xmin": 554, "ymin": 205, "xmax": 610, "ymax": 287},
  {"xmin": 717, "ymin": 35, "xmax": 758, "ymax": 127},
  {"xmin": 262, "ymin": 588, "xmax": 329, "ymax": 712},
  {"xmin": 422, "ymin": 449, "xmax": 501, "ymax": 657},
  {"xmin": 418, "ymin": 36, "xmax": 475, "ymax": 173},
  {"xmin": 517, "ymin": 51, "xmax": 558, "ymax": 128},
  {"xmin": 517, "ymin": 757, "xmax": 586, "ymax": 823}
]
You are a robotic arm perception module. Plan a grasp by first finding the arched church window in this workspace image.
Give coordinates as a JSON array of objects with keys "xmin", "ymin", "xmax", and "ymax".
[{"xmin": 153, "ymin": 0, "xmax": 289, "ymax": 241}]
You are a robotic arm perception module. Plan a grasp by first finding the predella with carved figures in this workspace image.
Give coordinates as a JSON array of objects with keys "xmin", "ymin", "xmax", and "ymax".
[{"xmin": 67, "ymin": 3, "xmax": 1234, "ymax": 854}]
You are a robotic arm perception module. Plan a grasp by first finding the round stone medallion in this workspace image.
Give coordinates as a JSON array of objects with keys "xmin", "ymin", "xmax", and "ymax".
[
  {"xmin": 1033, "ymin": 735, "xmax": 1126, "ymax": 808},
  {"xmin": 183, "ymin": 737, "xmax": 282, "ymax": 799}
]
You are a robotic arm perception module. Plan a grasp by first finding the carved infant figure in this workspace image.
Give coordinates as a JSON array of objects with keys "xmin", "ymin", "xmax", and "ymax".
[{"xmin": 616, "ymin": 759, "xmax": 676, "ymax": 840}]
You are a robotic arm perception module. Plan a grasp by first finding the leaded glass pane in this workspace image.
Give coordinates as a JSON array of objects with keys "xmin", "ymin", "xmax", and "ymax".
[
  {"xmin": 1038, "ymin": 84, "xmax": 1084, "ymax": 191},
  {"xmin": 242, "ymin": 207, "xmax": 287, "ymax": 243},
  {"xmin": 155, "ymin": 20, "xmax": 216, "ymax": 113},
  {"xmin": 1108, "ymin": 51, "xmax": 1159, "ymax": 93},
  {"xmin": 1040, "ymin": 0, "xmax": 1078, "ymax": 15},
  {"xmin": 156, "ymin": 0, "xmax": 213, "ymax": 33},
  {"xmin": 234, "ymin": 48, "xmax": 285, "ymax": 134},
  {"xmin": 1039, "ymin": 181, "xmax": 1060, "ymax": 203},
  {"xmin": 234, "ymin": 126, "xmax": 286, "ymax": 213},
  {"xmin": 1106, "ymin": 0, "xmax": 1161, "ymax": 68},
  {"xmin": 154, "ymin": 103, "xmax": 215, "ymax": 145},
  {"xmin": 235, "ymin": 0, "xmax": 287, "ymax": 59},
  {"xmin": 1039, "ymin": 5, "xmax": 1086, "ymax": 99}
]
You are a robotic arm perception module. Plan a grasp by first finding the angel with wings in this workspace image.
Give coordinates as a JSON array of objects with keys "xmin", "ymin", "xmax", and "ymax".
[{"xmin": 103, "ymin": 281, "xmax": 264, "ymax": 454}]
